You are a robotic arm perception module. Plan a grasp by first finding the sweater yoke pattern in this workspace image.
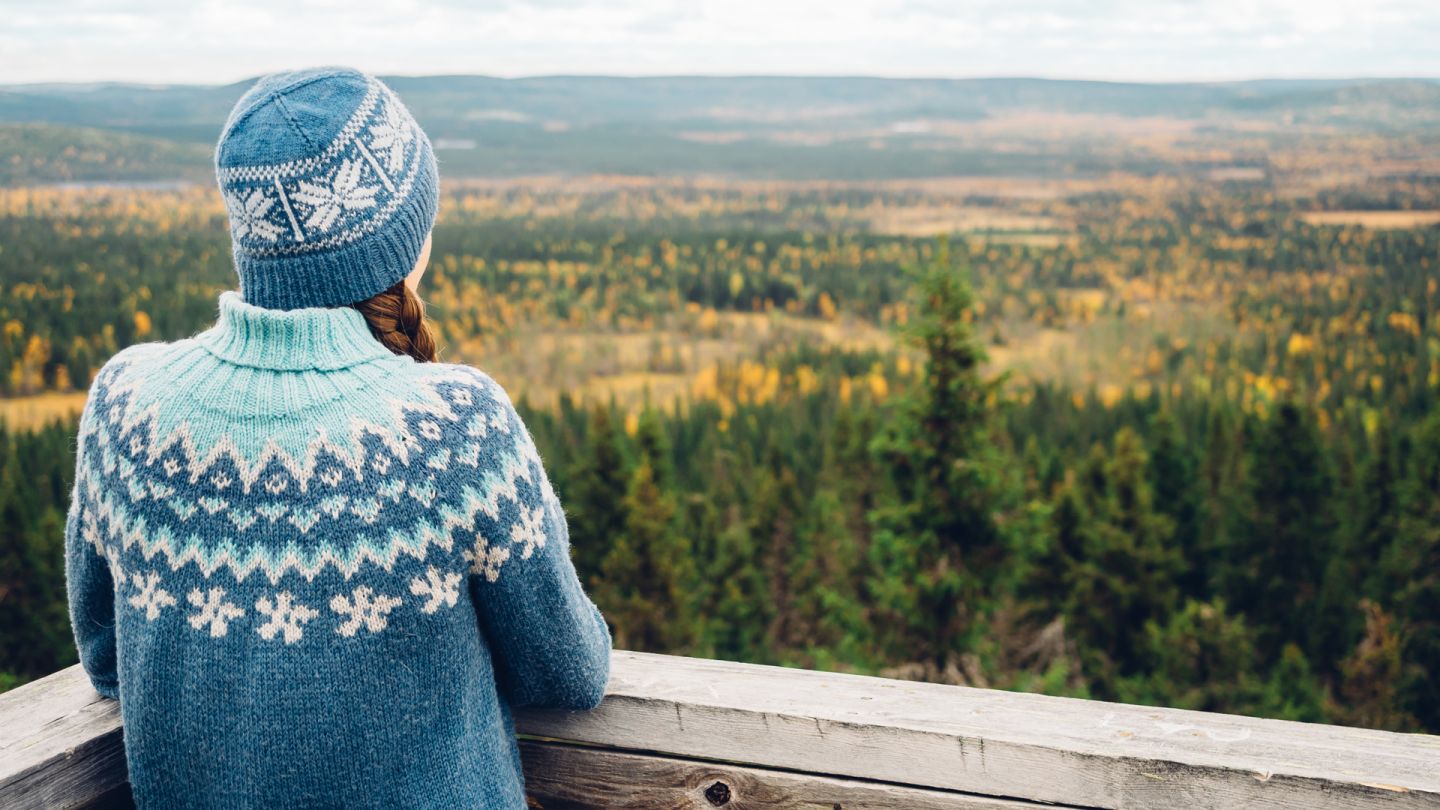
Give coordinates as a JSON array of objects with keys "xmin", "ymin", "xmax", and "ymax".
[
  {"xmin": 74, "ymin": 347, "xmax": 553, "ymax": 645},
  {"xmin": 67, "ymin": 293, "xmax": 612, "ymax": 808}
]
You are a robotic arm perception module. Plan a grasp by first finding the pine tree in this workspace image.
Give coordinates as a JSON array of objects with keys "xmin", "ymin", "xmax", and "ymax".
[
  {"xmin": 1315, "ymin": 425, "xmax": 1399, "ymax": 674},
  {"xmin": 785, "ymin": 487, "xmax": 864, "ymax": 665},
  {"xmin": 566, "ymin": 405, "xmax": 629, "ymax": 584},
  {"xmin": 1198, "ymin": 404, "xmax": 1244, "ymax": 598},
  {"xmin": 1384, "ymin": 414, "xmax": 1440, "ymax": 729},
  {"xmin": 1119, "ymin": 597, "xmax": 1261, "ymax": 714},
  {"xmin": 1148, "ymin": 410, "xmax": 1203, "ymax": 598},
  {"xmin": 1259, "ymin": 643, "xmax": 1327, "ymax": 724},
  {"xmin": 0, "ymin": 445, "xmax": 73, "ymax": 680},
  {"xmin": 1228, "ymin": 402, "xmax": 1335, "ymax": 662},
  {"xmin": 1056, "ymin": 431, "xmax": 1181, "ymax": 686},
  {"xmin": 594, "ymin": 410, "xmax": 696, "ymax": 653},
  {"xmin": 756, "ymin": 456, "xmax": 805, "ymax": 653},
  {"xmin": 867, "ymin": 240, "xmax": 1014, "ymax": 670}
]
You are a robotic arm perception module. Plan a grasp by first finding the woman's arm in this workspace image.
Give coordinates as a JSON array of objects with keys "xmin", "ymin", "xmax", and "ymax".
[
  {"xmin": 467, "ymin": 385, "xmax": 612, "ymax": 710},
  {"xmin": 65, "ymin": 402, "xmax": 120, "ymax": 699}
]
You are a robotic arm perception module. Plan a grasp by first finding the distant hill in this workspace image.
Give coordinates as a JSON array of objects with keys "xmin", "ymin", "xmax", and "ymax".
[
  {"xmin": 2, "ymin": 76, "xmax": 1438, "ymax": 183},
  {"xmin": 0, "ymin": 123, "xmax": 210, "ymax": 186}
]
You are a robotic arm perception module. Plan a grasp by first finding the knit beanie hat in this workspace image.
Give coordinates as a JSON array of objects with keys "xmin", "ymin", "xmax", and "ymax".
[{"xmin": 216, "ymin": 67, "xmax": 438, "ymax": 310}]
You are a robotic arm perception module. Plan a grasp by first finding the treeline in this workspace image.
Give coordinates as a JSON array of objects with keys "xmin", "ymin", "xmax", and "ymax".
[{"xmin": 4, "ymin": 184, "xmax": 1437, "ymax": 424}]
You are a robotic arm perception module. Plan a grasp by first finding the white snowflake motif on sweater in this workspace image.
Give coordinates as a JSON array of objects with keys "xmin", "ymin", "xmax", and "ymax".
[
  {"xmin": 291, "ymin": 159, "xmax": 379, "ymax": 234},
  {"xmin": 187, "ymin": 587, "xmax": 245, "ymax": 637},
  {"xmin": 330, "ymin": 586, "xmax": 403, "ymax": 636},
  {"xmin": 409, "ymin": 567, "xmax": 462, "ymax": 614},
  {"xmin": 255, "ymin": 592, "xmax": 318, "ymax": 644},
  {"xmin": 368, "ymin": 100, "xmax": 415, "ymax": 174},
  {"xmin": 128, "ymin": 571, "xmax": 177, "ymax": 620},
  {"xmin": 462, "ymin": 533, "xmax": 510, "ymax": 582},
  {"xmin": 511, "ymin": 505, "xmax": 547, "ymax": 560},
  {"xmin": 223, "ymin": 189, "xmax": 283, "ymax": 243}
]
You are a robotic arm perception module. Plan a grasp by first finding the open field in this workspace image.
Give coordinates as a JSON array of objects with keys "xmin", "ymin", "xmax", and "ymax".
[
  {"xmin": 0, "ymin": 391, "xmax": 87, "ymax": 431},
  {"xmin": 1299, "ymin": 210, "xmax": 1440, "ymax": 228}
]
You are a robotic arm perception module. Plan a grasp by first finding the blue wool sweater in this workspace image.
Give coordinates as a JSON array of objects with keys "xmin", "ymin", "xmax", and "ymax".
[{"xmin": 64, "ymin": 292, "xmax": 611, "ymax": 809}]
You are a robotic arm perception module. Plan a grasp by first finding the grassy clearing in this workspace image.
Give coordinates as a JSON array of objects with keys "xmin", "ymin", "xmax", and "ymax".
[
  {"xmin": 1300, "ymin": 210, "xmax": 1440, "ymax": 228},
  {"xmin": 0, "ymin": 391, "xmax": 88, "ymax": 430},
  {"xmin": 867, "ymin": 205, "xmax": 1068, "ymax": 237},
  {"xmin": 472, "ymin": 311, "xmax": 897, "ymax": 409}
]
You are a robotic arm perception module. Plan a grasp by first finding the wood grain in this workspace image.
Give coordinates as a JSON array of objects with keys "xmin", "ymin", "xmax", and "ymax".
[
  {"xmin": 515, "ymin": 652, "xmax": 1440, "ymax": 810},
  {"xmin": 0, "ymin": 666, "xmax": 126, "ymax": 810},
  {"xmin": 519, "ymin": 741, "xmax": 1057, "ymax": 809},
  {"xmin": 3, "ymin": 653, "xmax": 1438, "ymax": 809}
]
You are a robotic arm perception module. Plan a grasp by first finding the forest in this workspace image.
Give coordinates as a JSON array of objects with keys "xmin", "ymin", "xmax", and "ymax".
[{"xmin": 1, "ymin": 167, "xmax": 1438, "ymax": 733}]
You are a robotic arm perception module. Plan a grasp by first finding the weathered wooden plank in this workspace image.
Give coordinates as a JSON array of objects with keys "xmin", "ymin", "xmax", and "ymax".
[
  {"xmin": 0, "ymin": 666, "xmax": 127, "ymax": 810},
  {"xmin": 515, "ymin": 652, "xmax": 1440, "ymax": 810},
  {"xmin": 3, "ymin": 654, "xmax": 1439, "ymax": 810},
  {"xmin": 518, "ymin": 740, "xmax": 1062, "ymax": 809}
]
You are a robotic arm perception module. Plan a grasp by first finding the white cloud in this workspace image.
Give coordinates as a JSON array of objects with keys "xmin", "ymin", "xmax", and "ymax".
[{"xmin": 0, "ymin": 0, "xmax": 1436, "ymax": 83}]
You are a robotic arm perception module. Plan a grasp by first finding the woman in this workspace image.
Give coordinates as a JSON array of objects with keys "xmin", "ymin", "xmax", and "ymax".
[{"xmin": 64, "ymin": 67, "xmax": 611, "ymax": 809}]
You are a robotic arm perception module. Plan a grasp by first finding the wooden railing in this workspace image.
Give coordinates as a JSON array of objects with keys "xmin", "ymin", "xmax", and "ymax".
[{"xmin": 2, "ymin": 651, "xmax": 1437, "ymax": 809}]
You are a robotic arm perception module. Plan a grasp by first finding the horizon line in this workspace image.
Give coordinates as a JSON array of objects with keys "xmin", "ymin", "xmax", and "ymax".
[{"xmin": 5, "ymin": 72, "xmax": 1440, "ymax": 91}]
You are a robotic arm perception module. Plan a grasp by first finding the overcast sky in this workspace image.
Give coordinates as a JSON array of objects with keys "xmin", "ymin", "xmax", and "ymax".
[{"xmin": 3, "ymin": 0, "xmax": 1438, "ymax": 85}]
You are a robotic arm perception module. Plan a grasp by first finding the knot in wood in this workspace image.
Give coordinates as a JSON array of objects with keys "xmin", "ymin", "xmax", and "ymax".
[{"xmin": 704, "ymin": 780, "xmax": 732, "ymax": 806}]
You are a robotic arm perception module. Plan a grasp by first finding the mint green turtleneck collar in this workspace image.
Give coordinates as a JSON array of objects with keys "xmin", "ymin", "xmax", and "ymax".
[{"xmin": 196, "ymin": 292, "xmax": 394, "ymax": 371}]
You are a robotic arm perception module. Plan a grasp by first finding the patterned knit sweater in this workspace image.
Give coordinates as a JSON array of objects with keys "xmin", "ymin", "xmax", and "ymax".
[{"xmin": 64, "ymin": 292, "xmax": 612, "ymax": 809}]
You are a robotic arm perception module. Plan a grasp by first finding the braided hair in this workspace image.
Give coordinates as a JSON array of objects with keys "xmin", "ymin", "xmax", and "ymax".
[{"xmin": 353, "ymin": 281, "xmax": 438, "ymax": 363}]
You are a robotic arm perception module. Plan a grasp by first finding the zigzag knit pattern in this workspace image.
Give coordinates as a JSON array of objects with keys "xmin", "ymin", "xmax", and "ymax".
[{"xmin": 65, "ymin": 292, "xmax": 611, "ymax": 809}]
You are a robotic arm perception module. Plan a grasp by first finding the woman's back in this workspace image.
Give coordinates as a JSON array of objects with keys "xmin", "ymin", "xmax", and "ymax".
[{"xmin": 65, "ymin": 68, "xmax": 610, "ymax": 809}]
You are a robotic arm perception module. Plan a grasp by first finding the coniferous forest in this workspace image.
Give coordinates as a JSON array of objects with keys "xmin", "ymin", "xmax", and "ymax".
[{"xmin": 1, "ymin": 172, "xmax": 1438, "ymax": 734}]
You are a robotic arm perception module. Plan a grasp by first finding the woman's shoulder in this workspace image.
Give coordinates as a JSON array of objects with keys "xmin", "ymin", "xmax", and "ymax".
[
  {"xmin": 92, "ymin": 337, "xmax": 205, "ymax": 393},
  {"xmin": 414, "ymin": 361, "xmax": 518, "ymax": 409}
]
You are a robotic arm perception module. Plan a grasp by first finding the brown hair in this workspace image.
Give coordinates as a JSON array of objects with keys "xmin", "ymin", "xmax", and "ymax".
[{"xmin": 353, "ymin": 281, "xmax": 437, "ymax": 363}]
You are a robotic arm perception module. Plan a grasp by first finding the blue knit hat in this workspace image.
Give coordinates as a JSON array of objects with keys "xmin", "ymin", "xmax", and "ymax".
[{"xmin": 216, "ymin": 67, "xmax": 438, "ymax": 310}]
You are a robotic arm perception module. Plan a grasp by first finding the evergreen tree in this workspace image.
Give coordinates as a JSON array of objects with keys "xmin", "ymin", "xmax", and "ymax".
[
  {"xmin": 1056, "ymin": 431, "xmax": 1181, "ymax": 685},
  {"xmin": 756, "ymin": 455, "xmax": 805, "ymax": 653},
  {"xmin": 1119, "ymin": 597, "xmax": 1260, "ymax": 714},
  {"xmin": 1315, "ymin": 425, "xmax": 1398, "ymax": 674},
  {"xmin": 1147, "ymin": 411, "xmax": 1203, "ymax": 598},
  {"xmin": 1197, "ymin": 405, "xmax": 1244, "ymax": 598},
  {"xmin": 1384, "ymin": 414, "xmax": 1440, "ymax": 729},
  {"xmin": 565, "ymin": 405, "xmax": 629, "ymax": 584},
  {"xmin": 595, "ymin": 456, "xmax": 696, "ymax": 652},
  {"xmin": 0, "ymin": 445, "xmax": 73, "ymax": 680},
  {"xmin": 785, "ymin": 487, "xmax": 864, "ymax": 665},
  {"xmin": 867, "ymin": 240, "xmax": 1013, "ymax": 669},
  {"xmin": 1259, "ymin": 643, "xmax": 1327, "ymax": 724},
  {"xmin": 1228, "ymin": 402, "xmax": 1335, "ymax": 662},
  {"xmin": 1357, "ymin": 423, "xmax": 1402, "ymax": 601}
]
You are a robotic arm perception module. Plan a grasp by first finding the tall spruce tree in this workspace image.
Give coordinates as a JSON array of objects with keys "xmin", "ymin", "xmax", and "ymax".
[
  {"xmin": 1229, "ymin": 402, "xmax": 1335, "ymax": 662},
  {"xmin": 594, "ymin": 410, "xmax": 696, "ymax": 653},
  {"xmin": 1148, "ymin": 411, "xmax": 1203, "ymax": 599},
  {"xmin": 867, "ymin": 240, "xmax": 1014, "ymax": 670},
  {"xmin": 1316, "ymin": 424, "xmax": 1399, "ymax": 673},
  {"xmin": 1056, "ymin": 431, "xmax": 1181, "ymax": 685},
  {"xmin": 566, "ymin": 405, "xmax": 629, "ymax": 584},
  {"xmin": 1385, "ymin": 414, "xmax": 1440, "ymax": 729}
]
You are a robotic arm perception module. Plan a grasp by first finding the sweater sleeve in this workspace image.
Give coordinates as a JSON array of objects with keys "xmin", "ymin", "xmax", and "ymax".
[
  {"xmin": 468, "ymin": 387, "xmax": 612, "ymax": 710},
  {"xmin": 64, "ymin": 399, "xmax": 119, "ymax": 700}
]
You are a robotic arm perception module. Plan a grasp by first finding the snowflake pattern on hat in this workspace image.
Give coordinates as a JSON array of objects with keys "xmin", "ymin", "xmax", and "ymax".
[{"xmin": 218, "ymin": 81, "xmax": 426, "ymax": 258}]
